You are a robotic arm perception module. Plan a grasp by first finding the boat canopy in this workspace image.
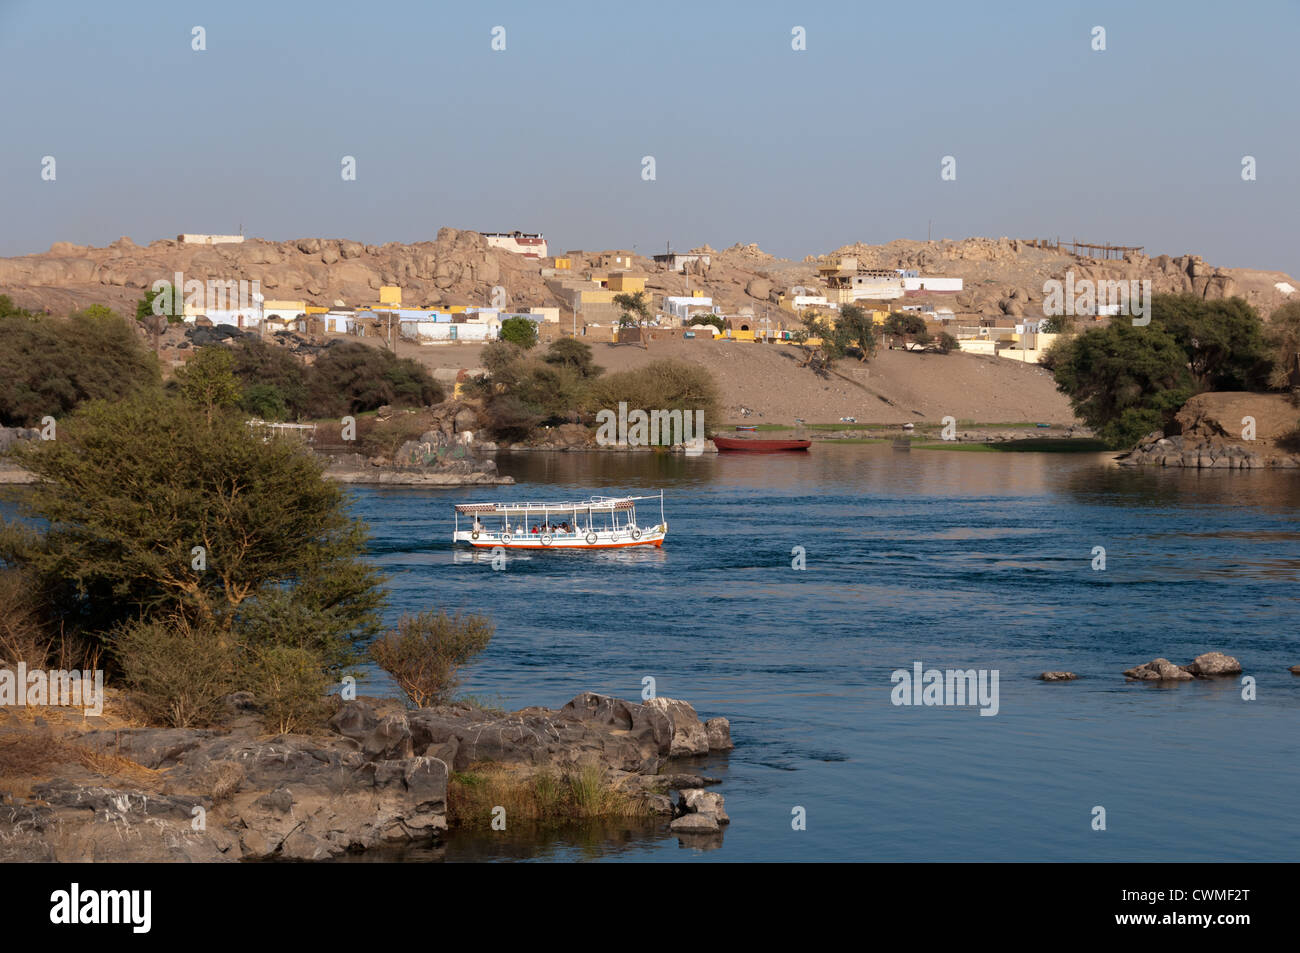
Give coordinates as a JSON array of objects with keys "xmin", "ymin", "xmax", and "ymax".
[{"xmin": 453, "ymin": 495, "xmax": 655, "ymax": 517}]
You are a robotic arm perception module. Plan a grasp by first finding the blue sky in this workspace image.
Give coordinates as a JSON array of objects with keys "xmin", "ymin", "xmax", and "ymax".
[{"xmin": 2, "ymin": 0, "xmax": 1296, "ymax": 274}]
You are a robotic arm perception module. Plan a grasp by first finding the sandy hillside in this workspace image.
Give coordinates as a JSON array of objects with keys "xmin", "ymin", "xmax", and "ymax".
[{"xmin": 381, "ymin": 336, "xmax": 1077, "ymax": 426}]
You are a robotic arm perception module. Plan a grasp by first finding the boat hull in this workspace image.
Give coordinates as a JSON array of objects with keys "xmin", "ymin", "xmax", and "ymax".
[
  {"xmin": 454, "ymin": 528, "xmax": 667, "ymax": 549},
  {"xmin": 713, "ymin": 437, "xmax": 811, "ymax": 452}
]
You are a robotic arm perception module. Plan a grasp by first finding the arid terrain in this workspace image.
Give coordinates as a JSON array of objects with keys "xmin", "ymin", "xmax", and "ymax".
[
  {"xmin": 4, "ymin": 228, "xmax": 1298, "ymax": 428},
  {"xmin": 364, "ymin": 336, "xmax": 1075, "ymax": 426}
]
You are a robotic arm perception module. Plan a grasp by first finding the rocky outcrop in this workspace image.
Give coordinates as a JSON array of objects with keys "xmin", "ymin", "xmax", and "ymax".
[
  {"xmin": 1118, "ymin": 393, "xmax": 1300, "ymax": 469},
  {"xmin": 1124, "ymin": 652, "xmax": 1242, "ymax": 681},
  {"xmin": 1037, "ymin": 671, "xmax": 1078, "ymax": 681},
  {"xmin": 0, "ymin": 692, "xmax": 733, "ymax": 862}
]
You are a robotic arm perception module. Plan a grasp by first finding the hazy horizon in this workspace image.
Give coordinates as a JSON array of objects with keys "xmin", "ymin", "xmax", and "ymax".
[{"xmin": 2, "ymin": 0, "xmax": 1296, "ymax": 276}]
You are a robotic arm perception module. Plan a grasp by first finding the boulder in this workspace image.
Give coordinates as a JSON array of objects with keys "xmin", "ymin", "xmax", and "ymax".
[
  {"xmin": 704, "ymin": 717, "xmax": 733, "ymax": 750},
  {"xmin": 1182, "ymin": 652, "xmax": 1242, "ymax": 677},
  {"xmin": 1037, "ymin": 672, "xmax": 1078, "ymax": 681},
  {"xmin": 679, "ymin": 788, "xmax": 729, "ymax": 824},
  {"xmin": 669, "ymin": 812, "xmax": 720, "ymax": 832},
  {"xmin": 644, "ymin": 697, "xmax": 710, "ymax": 757},
  {"xmin": 1123, "ymin": 658, "xmax": 1194, "ymax": 681}
]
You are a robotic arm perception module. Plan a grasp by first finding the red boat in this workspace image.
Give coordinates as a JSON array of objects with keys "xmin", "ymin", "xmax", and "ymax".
[{"xmin": 713, "ymin": 436, "xmax": 811, "ymax": 452}]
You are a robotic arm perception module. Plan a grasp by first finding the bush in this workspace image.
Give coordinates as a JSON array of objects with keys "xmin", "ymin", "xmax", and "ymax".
[
  {"xmin": 175, "ymin": 346, "xmax": 242, "ymax": 420},
  {"xmin": 542, "ymin": 338, "xmax": 601, "ymax": 378},
  {"xmin": 585, "ymin": 359, "xmax": 719, "ymax": 425},
  {"xmin": 0, "ymin": 569, "xmax": 53, "ymax": 667},
  {"xmin": 231, "ymin": 339, "xmax": 308, "ymax": 417},
  {"xmin": 0, "ymin": 309, "xmax": 159, "ymax": 427},
  {"xmin": 369, "ymin": 610, "xmax": 494, "ymax": 707},
  {"xmin": 241, "ymin": 383, "xmax": 289, "ymax": 421},
  {"xmin": 248, "ymin": 644, "xmax": 331, "ymax": 735},
  {"xmin": 935, "ymin": 331, "xmax": 959, "ymax": 354},
  {"xmin": 113, "ymin": 615, "xmax": 236, "ymax": 728},
  {"xmin": 499, "ymin": 317, "xmax": 538, "ymax": 350},
  {"xmin": 307, "ymin": 342, "xmax": 442, "ymax": 417}
]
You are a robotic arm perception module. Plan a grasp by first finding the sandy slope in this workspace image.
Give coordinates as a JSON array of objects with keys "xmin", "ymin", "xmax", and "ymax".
[{"xmin": 386, "ymin": 336, "xmax": 1078, "ymax": 426}]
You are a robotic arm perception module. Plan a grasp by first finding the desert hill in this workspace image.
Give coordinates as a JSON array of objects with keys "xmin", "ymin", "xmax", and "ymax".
[{"xmin": 1, "ymin": 230, "xmax": 1295, "ymax": 325}]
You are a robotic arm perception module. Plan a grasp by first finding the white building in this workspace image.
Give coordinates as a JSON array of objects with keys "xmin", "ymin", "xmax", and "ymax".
[
  {"xmin": 483, "ymin": 231, "xmax": 547, "ymax": 258},
  {"xmin": 178, "ymin": 234, "xmax": 245, "ymax": 245},
  {"xmin": 663, "ymin": 296, "xmax": 716, "ymax": 321},
  {"xmin": 903, "ymin": 276, "xmax": 963, "ymax": 293}
]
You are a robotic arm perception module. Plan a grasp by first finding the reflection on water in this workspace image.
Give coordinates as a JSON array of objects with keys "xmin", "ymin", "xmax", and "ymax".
[{"xmin": 354, "ymin": 444, "xmax": 1300, "ymax": 861}]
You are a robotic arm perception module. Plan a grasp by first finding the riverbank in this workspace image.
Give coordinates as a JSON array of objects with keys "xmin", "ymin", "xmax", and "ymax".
[{"xmin": 0, "ymin": 689, "xmax": 732, "ymax": 861}]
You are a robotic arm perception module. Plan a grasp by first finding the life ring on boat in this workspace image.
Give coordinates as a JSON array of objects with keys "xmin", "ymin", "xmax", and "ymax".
[
  {"xmin": 471, "ymin": 530, "xmax": 480, "ymax": 540},
  {"xmin": 541, "ymin": 533, "xmax": 553, "ymax": 546},
  {"xmin": 630, "ymin": 527, "xmax": 642, "ymax": 540},
  {"xmin": 585, "ymin": 531, "xmax": 597, "ymax": 545}
]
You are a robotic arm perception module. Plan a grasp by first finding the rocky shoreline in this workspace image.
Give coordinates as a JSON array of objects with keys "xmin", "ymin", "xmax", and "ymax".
[
  {"xmin": 1116, "ymin": 392, "xmax": 1300, "ymax": 470},
  {"xmin": 0, "ymin": 691, "xmax": 732, "ymax": 862}
]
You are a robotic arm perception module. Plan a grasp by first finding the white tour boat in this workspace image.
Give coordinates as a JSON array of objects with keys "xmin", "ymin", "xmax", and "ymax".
[{"xmin": 452, "ymin": 493, "xmax": 668, "ymax": 550}]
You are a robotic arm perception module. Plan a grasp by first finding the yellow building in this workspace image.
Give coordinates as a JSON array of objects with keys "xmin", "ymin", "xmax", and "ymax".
[
  {"xmin": 607, "ymin": 273, "xmax": 647, "ymax": 295},
  {"xmin": 553, "ymin": 258, "xmax": 571, "ymax": 270}
]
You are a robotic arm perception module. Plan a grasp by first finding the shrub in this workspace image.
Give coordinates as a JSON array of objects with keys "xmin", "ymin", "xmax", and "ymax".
[
  {"xmin": 175, "ymin": 346, "xmax": 242, "ymax": 421},
  {"xmin": 248, "ymin": 644, "xmax": 331, "ymax": 735},
  {"xmin": 231, "ymin": 338, "xmax": 308, "ymax": 417},
  {"xmin": 935, "ymin": 331, "xmax": 960, "ymax": 354},
  {"xmin": 584, "ymin": 359, "xmax": 719, "ymax": 425},
  {"xmin": 306, "ymin": 342, "xmax": 442, "ymax": 417},
  {"xmin": 0, "ymin": 569, "xmax": 52, "ymax": 667},
  {"xmin": 241, "ymin": 383, "xmax": 289, "ymax": 422},
  {"xmin": 112, "ymin": 615, "xmax": 236, "ymax": 728},
  {"xmin": 542, "ymin": 338, "xmax": 601, "ymax": 378},
  {"xmin": 499, "ymin": 317, "xmax": 538, "ymax": 350},
  {"xmin": 369, "ymin": 610, "xmax": 494, "ymax": 708},
  {"xmin": 0, "ymin": 309, "xmax": 159, "ymax": 427},
  {"xmin": 448, "ymin": 762, "xmax": 646, "ymax": 829}
]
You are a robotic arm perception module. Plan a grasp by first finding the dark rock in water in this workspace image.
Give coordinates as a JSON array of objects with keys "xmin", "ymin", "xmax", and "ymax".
[
  {"xmin": 1182, "ymin": 651, "xmax": 1242, "ymax": 677},
  {"xmin": 678, "ymin": 788, "xmax": 729, "ymax": 825},
  {"xmin": 1124, "ymin": 658, "xmax": 1194, "ymax": 681},
  {"xmin": 1290, "ymin": 665, "xmax": 1300, "ymax": 675},
  {"xmin": 1038, "ymin": 671, "xmax": 1078, "ymax": 681},
  {"xmin": 1125, "ymin": 651, "xmax": 1241, "ymax": 681},
  {"xmin": 670, "ymin": 812, "xmax": 720, "ymax": 833}
]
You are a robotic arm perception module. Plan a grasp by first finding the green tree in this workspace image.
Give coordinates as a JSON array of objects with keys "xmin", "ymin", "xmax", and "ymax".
[
  {"xmin": 136, "ymin": 285, "xmax": 185, "ymax": 325},
  {"xmin": 790, "ymin": 312, "xmax": 849, "ymax": 374},
  {"xmin": 1154, "ymin": 294, "xmax": 1268, "ymax": 390},
  {"xmin": 175, "ymin": 346, "xmax": 243, "ymax": 422},
  {"xmin": 838, "ymin": 304, "xmax": 878, "ymax": 362},
  {"xmin": 542, "ymin": 337, "xmax": 602, "ymax": 378},
  {"xmin": 499, "ymin": 316, "xmax": 539, "ymax": 350},
  {"xmin": 306, "ymin": 342, "xmax": 442, "ymax": 417},
  {"xmin": 1, "ymin": 393, "xmax": 387, "ymax": 671},
  {"xmin": 613, "ymin": 291, "xmax": 652, "ymax": 349},
  {"xmin": 231, "ymin": 338, "xmax": 309, "ymax": 418},
  {"xmin": 882, "ymin": 312, "xmax": 927, "ymax": 349},
  {"xmin": 1051, "ymin": 320, "xmax": 1196, "ymax": 448},
  {"xmin": 1265, "ymin": 300, "xmax": 1300, "ymax": 392}
]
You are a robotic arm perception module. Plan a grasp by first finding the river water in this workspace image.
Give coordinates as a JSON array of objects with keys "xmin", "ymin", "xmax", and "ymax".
[{"xmin": 350, "ymin": 443, "xmax": 1300, "ymax": 862}]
